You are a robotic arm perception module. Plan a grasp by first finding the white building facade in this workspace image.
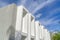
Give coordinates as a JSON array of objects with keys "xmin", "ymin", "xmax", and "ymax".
[{"xmin": 0, "ymin": 4, "xmax": 51, "ymax": 40}]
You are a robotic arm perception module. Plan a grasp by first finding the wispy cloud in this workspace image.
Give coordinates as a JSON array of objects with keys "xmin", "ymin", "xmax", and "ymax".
[
  {"xmin": 39, "ymin": 15, "xmax": 60, "ymax": 26},
  {"xmin": 28, "ymin": 2, "xmax": 39, "ymax": 13},
  {"xmin": 35, "ymin": 13, "xmax": 42, "ymax": 18},
  {"xmin": 23, "ymin": 0, "xmax": 48, "ymax": 14},
  {"xmin": 32, "ymin": 0, "xmax": 55, "ymax": 14},
  {"xmin": 39, "ymin": 18, "xmax": 54, "ymax": 26},
  {"xmin": 46, "ymin": 8, "xmax": 60, "ymax": 18}
]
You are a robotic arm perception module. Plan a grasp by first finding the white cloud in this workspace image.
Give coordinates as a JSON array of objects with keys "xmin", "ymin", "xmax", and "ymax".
[{"xmin": 35, "ymin": 13, "xmax": 42, "ymax": 18}]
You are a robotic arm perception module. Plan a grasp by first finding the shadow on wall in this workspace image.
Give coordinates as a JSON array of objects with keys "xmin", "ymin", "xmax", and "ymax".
[
  {"xmin": 15, "ymin": 31, "xmax": 27, "ymax": 40},
  {"xmin": 7, "ymin": 25, "xmax": 15, "ymax": 40},
  {"xmin": 15, "ymin": 31, "xmax": 21, "ymax": 40}
]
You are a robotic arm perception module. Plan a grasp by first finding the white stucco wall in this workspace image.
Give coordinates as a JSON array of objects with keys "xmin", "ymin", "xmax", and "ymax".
[
  {"xmin": 0, "ymin": 4, "xmax": 17, "ymax": 40},
  {"xmin": 35, "ymin": 21, "xmax": 40, "ymax": 40},
  {"xmin": 39, "ymin": 25, "xmax": 43, "ymax": 40},
  {"xmin": 31, "ymin": 19, "xmax": 35, "ymax": 37},
  {"xmin": 22, "ymin": 14, "xmax": 28, "ymax": 34}
]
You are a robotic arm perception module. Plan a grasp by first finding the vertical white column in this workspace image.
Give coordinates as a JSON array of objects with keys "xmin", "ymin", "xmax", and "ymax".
[
  {"xmin": 44, "ymin": 29, "xmax": 47, "ymax": 40},
  {"xmin": 22, "ymin": 14, "xmax": 28, "ymax": 34},
  {"xmin": 40, "ymin": 25, "xmax": 44, "ymax": 40},
  {"xmin": 44, "ymin": 29, "xmax": 50, "ymax": 40},
  {"xmin": 39, "ymin": 24, "xmax": 42, "ymax": 40},
  {"xmin": 35, "ymin": 21, "xmax": 40, "ymax": 40},
  {"xmin": 47, "ymin": 31, "xmax": 51, "ymax": 40},
  {"xmin": 47, "ymin": 31, "xmax": 49, "ymax": 40},
  {"xmin": 27, "ymin": 13, "xmax": 31, "ymax": 40},
  {"xmin": 15, "ymin": 6, "xmax": 23, "ymax": 40},
  {"xmin": 16, "ymin": 6, "xmax": 23, "ymax": 31},
  {"xmin": 49, "ymin": 32, "xmax": 51, "ymax": 40},
  {"xmin": 31, "ymin": 16, "xmax": 35, "ymax": 40}
]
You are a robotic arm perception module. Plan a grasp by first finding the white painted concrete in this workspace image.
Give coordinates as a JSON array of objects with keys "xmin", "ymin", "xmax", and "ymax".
[
  {"xmin": 40, "ymin": 25, "xmax": 45, "ymax": 40},
  {"xmin": 31, "ymin": 19, "xmax": 35, "ymax": 37},
  {"xmin": 39, "ymin": 25, "xmax": 43, "ymax": 40},
  {"xmin": 35, "ymin": 21, "xmax": 40, "ymax": 40},
  {"xmin": 0, "ymin": 4, "xmax": 17, "ymax": 40},
  {"xmin": 22, "ymin": 14, "xmax": 28, "ymax": 34}
]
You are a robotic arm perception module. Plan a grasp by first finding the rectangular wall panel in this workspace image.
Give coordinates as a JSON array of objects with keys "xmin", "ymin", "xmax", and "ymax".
[
  {"xmin": 35, "ymin": 21, "xmax": 40, "ymax": 40},
  {"xmin": 39, "ymin": 24, "xmax": 42, "ymax": 40},
  {"xmin": 0, "ymin": 4, "xmax": 17, "ymax": 40},
  {"xmin": 22, "ymin": 14, "xmax": 28, "ymax": 34},
  {"xmin": 27, "ymin": 13, "xmax": 32, "ymax": 40},
  {"xmin": 40, "ymin": 25, "xmax": 45, "ymax": 40},
  {"xmin": 31, "ymin": 19, "xmax": 35, "ymax": 37}
]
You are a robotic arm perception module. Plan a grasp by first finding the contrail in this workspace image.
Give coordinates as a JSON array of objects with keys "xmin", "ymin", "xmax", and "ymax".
[{"xmin": 32, "ymin": 0, "xmax": 55, "ymax": 14}]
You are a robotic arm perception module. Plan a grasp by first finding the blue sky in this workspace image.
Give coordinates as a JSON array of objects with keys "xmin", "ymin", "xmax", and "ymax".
[{"xmin": 0, "ymin": 0, "xmax": 60, "ymax": 32}]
